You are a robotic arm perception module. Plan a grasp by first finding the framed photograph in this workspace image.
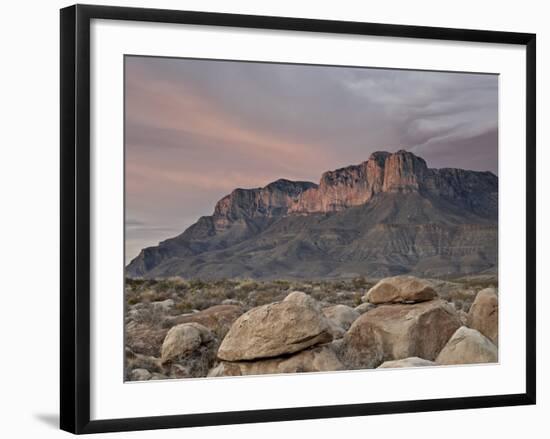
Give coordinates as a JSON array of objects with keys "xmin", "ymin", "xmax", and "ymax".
[{"xmin": 60, "ymin": 4, "xmax": 536, "ymax": 434}]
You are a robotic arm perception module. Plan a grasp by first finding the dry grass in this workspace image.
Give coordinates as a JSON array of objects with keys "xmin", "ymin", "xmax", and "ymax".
[{"xmin": 125, "ymin": 277, "xmax": 376, "ymax": 311}]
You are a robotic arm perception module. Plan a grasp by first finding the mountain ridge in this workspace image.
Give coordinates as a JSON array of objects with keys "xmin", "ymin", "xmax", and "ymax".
[{"xmin": 127, "ymin": 150, "xmax": 498, "ymax": 279}]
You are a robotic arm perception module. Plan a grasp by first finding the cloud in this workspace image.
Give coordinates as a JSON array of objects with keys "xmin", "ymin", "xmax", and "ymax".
[{"xmin": 125, "ymin": 64, "xmax": 341, "ymax": 177}]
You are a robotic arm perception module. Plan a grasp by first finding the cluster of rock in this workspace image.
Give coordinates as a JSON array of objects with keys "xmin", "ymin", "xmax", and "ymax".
[
  {"xmin": 125, "ymin": 304, "xmax": 244, "ymax": 380},
  {"xmin": 126, "ymin": 275, "xmax": 499, "ymax": 381},
  {"xmin": 340, "ymin": 277, "xmax": 498, "ymax": 369},
  {"xmin": 210, "ymin": 291, "xmax": 346, "ymax": 376}
]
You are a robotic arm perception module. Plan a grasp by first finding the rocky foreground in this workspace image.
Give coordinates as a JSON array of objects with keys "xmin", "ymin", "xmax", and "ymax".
[{"xmin": 125, "ymin": 275, "xmax": 498, "ymax": 381}]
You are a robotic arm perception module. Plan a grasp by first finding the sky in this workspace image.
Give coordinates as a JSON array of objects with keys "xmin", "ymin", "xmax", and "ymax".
[{"xmin": 125, "ymin": 56, "xmax": 498, "ymax": 264}]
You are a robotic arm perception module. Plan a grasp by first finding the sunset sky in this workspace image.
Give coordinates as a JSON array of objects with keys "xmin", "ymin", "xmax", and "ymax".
[{"xmin": 125, "ymin": 56, "xmax": 498, "ymax": 263}]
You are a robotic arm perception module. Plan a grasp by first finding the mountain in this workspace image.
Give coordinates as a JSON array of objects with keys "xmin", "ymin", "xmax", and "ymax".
[{"xmin": 126, "ymin": 150, "xmax": 498, "ymax": 279}]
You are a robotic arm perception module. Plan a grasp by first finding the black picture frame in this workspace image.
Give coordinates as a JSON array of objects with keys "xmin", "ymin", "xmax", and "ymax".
[{"xmin": 60, "ymin": 4, "xmax": 536, "ymax": 434}]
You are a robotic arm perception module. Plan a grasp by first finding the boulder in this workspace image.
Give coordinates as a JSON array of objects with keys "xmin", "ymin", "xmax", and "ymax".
[
  {"xmin": 436, "ymin": 326, "xmax": 498, "ymax": 365},
  {"xmin": 126, "ymin": 322, "xmax": 169, "ymax": 357},
  {"xmin": 161, "ymin": 322, "xmax": 214, "ymax": 363},
  {"xmin": 218, "ymin": 296, "xmax": 332, "ymax": 361},
  {"xmin": 129, "ymin": 368, "xmax": 152, "ymax": 381},
  {"xmin": 363, "ymin": 276, "xmax": 438, "ymax": 304},
  {"xmin": 354, "ymin": 302, "xmax": 376, "ymax": 314},
  {"xmin": 283, "ymin": 291, "xmax": 344, "ymax": 338},
  {"xmin": 164, "ymin": 304, "xmax": 244, "ymax": 339},
  {"xmin": 340, "ymin": 299, "xmax": 461, "ymax": 369},
  {"xmin": 378, "ymin": 357, "xmax": 436, "ymax": 368},
  {"xmin": 125, "ymin": 308, "xmax": 141, "ymax": 322},
  {"xmin": 283, "ymin": 291, "xmax": 320, "ymax": 309},
  {"xmin": 323, "ymin": 305, "xmax": 360, "ymax": 330},
  {"xmin": 151, "ymin": 298, "xmax": 175, "ymax": 312},
  {"xmin": 208, "ymin": 345, "xmax": 343, "ymax": 377},
  {"xmin": 467, "ymin": 288, "xmax": 498, "ymax": 345},
  {"xmin": 160, "ymin": 323, "xmax": 218, "ymax": 378}
]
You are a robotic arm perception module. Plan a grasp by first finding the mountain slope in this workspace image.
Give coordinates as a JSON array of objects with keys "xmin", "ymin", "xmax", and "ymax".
[{"xmin": 127, "ymin": 150, "xmax": 498, "ymax": 279}]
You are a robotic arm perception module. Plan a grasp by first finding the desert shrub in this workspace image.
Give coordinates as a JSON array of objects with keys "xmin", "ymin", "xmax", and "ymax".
[
  {"xmin": 126, "ymin": 277, "xmax": 398, "ymax": 312},
  {"xmin": 151, "ymin": 277, "xmax": 187, "ymax": 294},
  {"xmin": 246, "ymin": 288, "xmax": 287, "ymax": 307},
  {"xmin": 273, "ymin": 279, "xmax": 291, "ymax": 289},
  {"xmin": 126, "ymin": 278, "xmax": 147, "ymax": 289},
  {"xmin": 175, "ymin": 301, "xmax": 195, "ymax": 313},
  {"xmin": 453, "ymin": 299, "xmax": 464, "ymax": 311},
  {"xmin": 231, "ymin": 288, "xmax": 250, "ymax": 302},
  {"xmin": 310, "ymin": 288, "xmax": 326, "ymax": 302},
  {"xmin": 131, "ymin": 305, "xmax": 166, "ymax": 326},
  {"xmin": 211, "ymin": 278, "xmax": 238, "ymax": 289},
  {"xmin": 331, "ymin": 280, "xmax": 348, "ymax": 290},
  {"xmin": 352, "ymin": 276, "xmax": 370, "ymax": 290},
  {"xmin": 189, "ymin": 278, "xmax": 206, "ymax": 290},
  {"xmin": 236, "ymin": 279, "xmax": 259, "ymax": 293},
  {"xmin": 139, "ymin": 289, "xmax": 170, "ymax": 303}
]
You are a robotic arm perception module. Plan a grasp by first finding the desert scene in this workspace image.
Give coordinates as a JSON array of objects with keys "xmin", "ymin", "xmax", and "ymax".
[{"xmin": 124, "ymin": 57, "xmax": 498, "ymax": 381}]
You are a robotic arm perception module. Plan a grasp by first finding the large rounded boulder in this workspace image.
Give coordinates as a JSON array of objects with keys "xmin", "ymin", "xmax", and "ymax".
[
  {"xmin": 217, "ymin": 295, "xmax": 333, "ymax": 361},
  {"xmin": 340, "ymin": 299, "xmax": 461, "ymax": 369},
  {"xmin": 467, "ymin": 288, "xmax": 498, "ymax": 345},
  {"xmin": 161, "ymin": 322, "xmax": 214, "ymax": 362},
  {"xmin": 436, "ymin": 326, "xmax": 498, "ymax": 365},
  {"xmin": 363, "ymin": 276, "xmax": 438, "ymax": 305},
  {"xmin": 160, "ymin": 322, "xmax": 217, "ymax": 377}
]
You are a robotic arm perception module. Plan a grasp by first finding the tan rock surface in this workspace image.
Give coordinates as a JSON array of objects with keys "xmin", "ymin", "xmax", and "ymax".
[
  {"xmin": 208, "ymin": 345, "xmax": 343, "ymax": 377},
  {"xmin": 436, "ymin": 326, "xmax": 498, "ymax": 365},
  {"xmin": 160, "ymin": 322, "xmax": 214, "ymax": 363},
  {"xmin": 340, "ymin": 299, "xmax": 461, "ymax": 369},
  {"xmin": 467, "ymin": 288, "xmax": 498, "ymax": 345},
  {"xmin": 363, "ymin": 276, "xmax": 438, "ymax": 305},
  {"xmin": 218, "ymin": 298, "xmax": 332, "ymax": 361},
  {"xmin": 378, "ymin": 357, "xmax": 437, "ymax": 368},
  {"xmin": 354, "ymin": 302, "xmax": 376, "ymax": 314}
]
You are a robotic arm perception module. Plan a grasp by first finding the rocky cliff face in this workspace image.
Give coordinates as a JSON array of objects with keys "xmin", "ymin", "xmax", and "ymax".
[
  {"xmin": 211, "ymin": 150, "xmax": 497, "ymax": 219},
  {"xmin": 212, "ymin": 179, "xmax": 317, "ymax": 231},
  {"xmin": 127, "ymin": 150, "xmax": 498, "ymax": 279}
]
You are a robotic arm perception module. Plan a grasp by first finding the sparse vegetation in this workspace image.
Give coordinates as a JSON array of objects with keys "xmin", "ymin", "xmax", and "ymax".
[
  {"xmin": 125, "ymin": 274, "xmax": 498, "ymax": 380},
  {"xmin": 125, "ymin": 276, "xmax": 378, "ymax": 311},
  {"xmin": 125, "ymin": 275, "xmax": 497, "ymax": 315}
]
